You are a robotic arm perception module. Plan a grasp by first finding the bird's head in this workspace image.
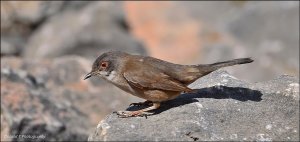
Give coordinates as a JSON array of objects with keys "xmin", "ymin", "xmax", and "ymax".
[{"xmin": 84, "ymin": 51, "xmax": 128, "ymax": 81}]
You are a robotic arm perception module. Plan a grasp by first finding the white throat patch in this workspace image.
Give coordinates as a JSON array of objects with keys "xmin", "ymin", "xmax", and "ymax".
[{"xmin": 106, "ymin": 71, "xmax": 117, "ymax": 81}]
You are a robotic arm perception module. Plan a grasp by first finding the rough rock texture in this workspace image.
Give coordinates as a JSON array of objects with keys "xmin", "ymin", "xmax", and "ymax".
[
  {"xmin": 0, "ymin": 56, "xmax": 141, "ymax": 141},
  {"xmin": 89, "ymin": 70, "xmax": 299, "ymax": 141},
  {"xmin": 1, "ymin": 67, "xmax": 89, "ymax": 141}
]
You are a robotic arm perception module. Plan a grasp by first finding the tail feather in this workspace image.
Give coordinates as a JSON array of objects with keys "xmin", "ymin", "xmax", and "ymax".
[
  {"xmin": 198, "ymin": 58, "xmax": 253, "ymax": 73},
  {"xmin": 210, "ymin": 58, "xmax": 253, "ymax": 69}
]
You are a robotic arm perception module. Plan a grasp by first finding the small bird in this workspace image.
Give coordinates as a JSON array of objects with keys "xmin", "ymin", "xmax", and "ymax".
[{"xmin": 84, "ymin": 51, "xmax": 253, "ymax": 117}]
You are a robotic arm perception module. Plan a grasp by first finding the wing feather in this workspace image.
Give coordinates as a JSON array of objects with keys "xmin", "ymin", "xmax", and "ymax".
[{"xmin": 123, "ymin": 68, "xmax": 192, "ymax": 92}]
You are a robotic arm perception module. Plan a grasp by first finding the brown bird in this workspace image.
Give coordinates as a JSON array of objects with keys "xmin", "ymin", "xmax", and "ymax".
[{"xmin": 84, "ymin": 51, "xmax": 253, "ymax": 117}]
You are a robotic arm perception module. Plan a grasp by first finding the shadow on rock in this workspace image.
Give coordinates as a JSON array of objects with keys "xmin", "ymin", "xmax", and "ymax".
[
  {"xmin": 185, "ymin": 86, "xmax": 263, "ymax": 102},
  {"xmin": 126, "ymin": 85, "xmax": 263, "ymax": 116}
]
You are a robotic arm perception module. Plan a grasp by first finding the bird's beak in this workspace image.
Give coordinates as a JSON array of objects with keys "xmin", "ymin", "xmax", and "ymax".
[{"xmin": 84, "ymin": 72, "xmax": 92, "ymax": 80}]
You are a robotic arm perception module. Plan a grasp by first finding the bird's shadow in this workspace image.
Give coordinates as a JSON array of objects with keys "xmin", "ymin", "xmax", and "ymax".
[{"xmin": 126, "ymin": 86, "xmax": 263, "ymax": 116}]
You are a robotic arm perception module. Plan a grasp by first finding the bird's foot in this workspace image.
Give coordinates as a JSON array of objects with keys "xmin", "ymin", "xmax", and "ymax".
[
  {"xmin": 129, "ymin": 101, "xmax": 153, "ymax": 107},
  {"xmin": 114, "ymin": 111, "xmax": 151, "ymax": 118}
]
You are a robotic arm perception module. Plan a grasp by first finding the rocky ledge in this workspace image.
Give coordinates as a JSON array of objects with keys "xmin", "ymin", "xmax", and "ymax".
[{"xmin": 88, "ymin": 70, "xmax": 299, "ymax": 141}]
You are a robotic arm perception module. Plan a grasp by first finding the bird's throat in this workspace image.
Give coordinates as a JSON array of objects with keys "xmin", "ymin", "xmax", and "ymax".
[{"xmin": 105, "ymin": 71, "xmax": 117, "ymax": 82}]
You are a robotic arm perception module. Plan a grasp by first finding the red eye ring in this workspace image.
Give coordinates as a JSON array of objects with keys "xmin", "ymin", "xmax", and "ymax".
[{"xmin": 101, "ymin": 62, "xmax": 108, "ymax": 68}]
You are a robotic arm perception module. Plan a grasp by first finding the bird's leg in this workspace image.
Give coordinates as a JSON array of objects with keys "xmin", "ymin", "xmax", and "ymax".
[
  {"xmin": 129, "ymin": 100, "xmax": 153, "ymax": 107},
  {"xmin": 116, "ymin": 102, "xmax": 160, "ymax": 118}
]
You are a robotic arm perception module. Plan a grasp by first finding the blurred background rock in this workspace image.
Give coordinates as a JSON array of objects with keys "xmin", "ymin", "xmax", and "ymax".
[{"xmin": 1, "ymin": 1, "xmax": 299, "ymax": 141}]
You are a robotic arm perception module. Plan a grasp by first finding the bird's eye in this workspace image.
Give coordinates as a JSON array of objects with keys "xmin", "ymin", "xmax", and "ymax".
[{"xmin": 100, "ymin": 62, "xmax": 108, "ymax": 68}]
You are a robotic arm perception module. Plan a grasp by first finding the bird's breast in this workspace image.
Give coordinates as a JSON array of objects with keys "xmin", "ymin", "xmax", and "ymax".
[{"xmin": 106, "ymin": 73, "xmax": 137, "ymax": 95}]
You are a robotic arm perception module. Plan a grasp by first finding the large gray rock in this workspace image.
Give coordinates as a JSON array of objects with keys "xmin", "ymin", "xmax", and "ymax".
[
  {"xmin": 89, "ymin": 70, "xmax": 299, "ymax": 141},
  {"xmin": 1, "ymin": 56, "xmax": 142, "ymax": 141},
  {"xmin": 1, "ymin": 67, "xmax": 89, "ymax": 141}
]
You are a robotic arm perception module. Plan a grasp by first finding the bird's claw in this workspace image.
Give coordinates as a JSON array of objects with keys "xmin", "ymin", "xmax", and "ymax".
[{"xmin": 115, "ymin": 111, "xmax": 151, "ymax": 118}]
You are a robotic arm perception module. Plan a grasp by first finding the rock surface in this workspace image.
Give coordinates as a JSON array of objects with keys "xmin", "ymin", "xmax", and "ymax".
[
  {"xmin": 0, "ymin": 56, "xmax": 142, "ymax": 141},
  {"xmin": 88, "ymin": 70, "xmax": 299, "ymax": 141},
  {"xmin": 1, "ymin": 67, "xmax": 89, "ymax": 141}
]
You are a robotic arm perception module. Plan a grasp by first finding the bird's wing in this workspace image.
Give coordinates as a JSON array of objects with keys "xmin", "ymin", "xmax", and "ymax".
[{"xmin": 123, "ymin": 67, "xmax": 192, "ymax": 92}]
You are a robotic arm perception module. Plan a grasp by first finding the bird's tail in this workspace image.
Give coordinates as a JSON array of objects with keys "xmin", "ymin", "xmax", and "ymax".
[{"xmin": 197, "ymin": 58, "xmax": 253, "ymax": 73}]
